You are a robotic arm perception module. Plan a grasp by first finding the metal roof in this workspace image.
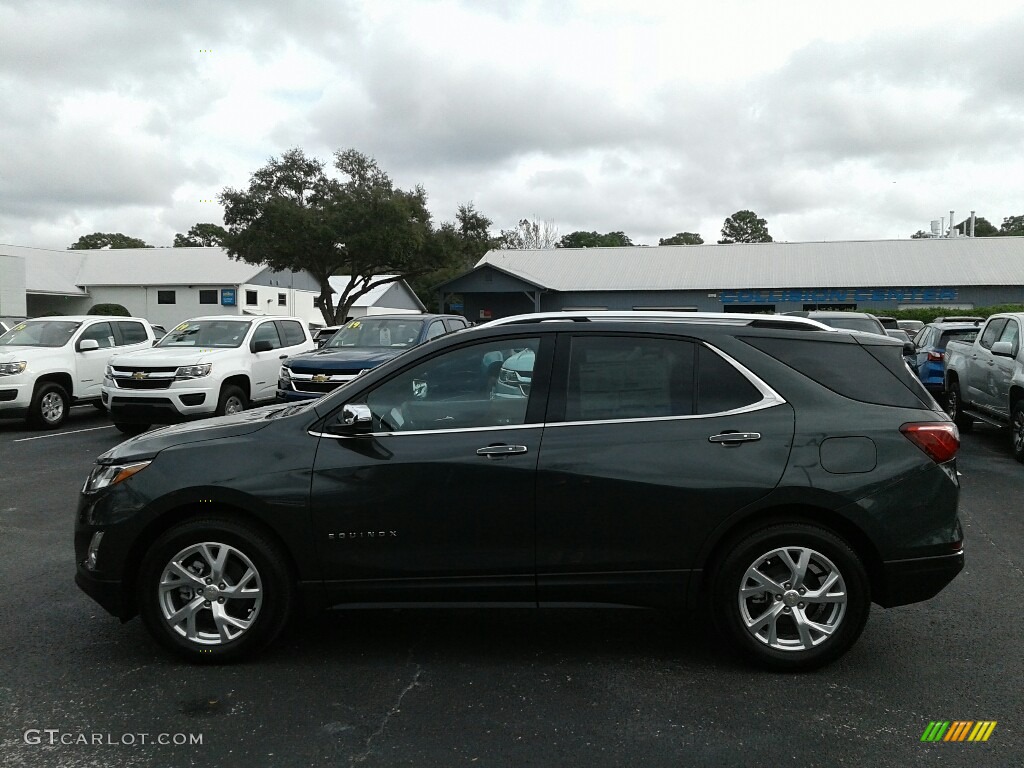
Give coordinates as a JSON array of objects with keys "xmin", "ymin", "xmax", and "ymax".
[
  {"xmin": 0, "ymin": 244, "xmax": 267, "ymax": 292},
  {"xmin": 476, "ymin": 237, "xmax": 1024, "ymax": 291},
  {"xmin": 328, "ymin": 276, "xmax": 425, "ymax": 309}
]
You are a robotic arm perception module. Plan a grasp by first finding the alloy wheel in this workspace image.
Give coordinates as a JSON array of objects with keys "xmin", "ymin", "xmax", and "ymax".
[
  {"xmin": 223, "ymin": 396, "xmax": 245, "ymax": 415},
  {"xmin": 738, "ymin": 546, "xmax": 848, "ymax": 652},
  {"xmin": 157, "ymin": 542, "xmax": 263, "ymax": 645},
  {"xmin": 40, "ymin": 392, "xmax": 64, "ymax": 424}
]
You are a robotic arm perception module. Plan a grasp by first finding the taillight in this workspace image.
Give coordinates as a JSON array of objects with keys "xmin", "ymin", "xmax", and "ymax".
[
  {"xmin": 900, "ymin": 422, "xmax": 959, "ymax": 463},
  {"xmin": 927, "ymin": 351, "xmax": 944, "ymax": 362}
]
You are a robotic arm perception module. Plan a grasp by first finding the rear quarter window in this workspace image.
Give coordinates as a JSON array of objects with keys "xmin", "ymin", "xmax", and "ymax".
[{"xmin": 740, "ymin": 336, "xmax": 927, "ymax": 408}]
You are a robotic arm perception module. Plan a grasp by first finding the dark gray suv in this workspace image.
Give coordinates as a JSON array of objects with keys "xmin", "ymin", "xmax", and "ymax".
[{"xmin": 76, "ymin": 312, "xmax": 963, "ymax": 670}]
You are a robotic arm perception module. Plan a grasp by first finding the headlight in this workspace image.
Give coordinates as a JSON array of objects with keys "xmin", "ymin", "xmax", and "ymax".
[
  {"xmin": 175, "ymin": 363, "xmax": 212, "ymax": 379},
  {"xmin": 0, "ymin": 361, "xmax": 27, "ymax": 376},
  {"xmin": 279, "ymin": 365, "xmax": 292, "ymax": 380},
  {"xmin": 105, "ymin": 363, "xmax": 113, "ymax": 376},
  {"xmin": 83, "ymin": 461, "xmax": 151, "ymax": 493}
]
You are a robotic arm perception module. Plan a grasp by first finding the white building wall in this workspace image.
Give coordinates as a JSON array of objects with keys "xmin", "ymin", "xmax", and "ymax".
[
  {"xmin": 237, "ymin": 283, "xmax": 321, "ymax": 326},
  {"xmin": 0, "ymin": 254, "xmax": 28, "ymax": 315}
]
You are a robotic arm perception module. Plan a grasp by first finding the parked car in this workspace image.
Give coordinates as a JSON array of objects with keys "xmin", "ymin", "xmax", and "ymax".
[
  {"xmin": 875, "ymin": 316, "xmax": 899, "ymax": 330},
  {"xmin": 312, "ymin": 326, "xmax": 342, "ymax": 349},
  {"xmin": 783, "ymin": 310, "xmax": 888, "ymax": 337},
  {"xmin": 0, "ymin": 316, "xmax": 156, "ymax": 428},
  {"xmin": 76, "ymin": 311, "xmax": 963, "ymax": 670},
  {"xmin": 909, "ymin": 320, "xmax": 983, "ymax": 398},
  {"xmin": 278, "ymin": 314, "xmax": 470, "ymax": 402},
  {"xmin": 944, "ymin": 313, "xmax": 1024, "ymax": 461},
  {"xmin": 102, "ymin": 316, "xmax": 314, "ymax": 434},
  {"xmin": 897, "ymin": 319, "xmax": 924, "ymax": 335}
]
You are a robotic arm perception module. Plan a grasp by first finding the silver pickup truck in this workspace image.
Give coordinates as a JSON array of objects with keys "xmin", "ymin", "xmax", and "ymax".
[{"xmin": 944, "ymin": 312, "xmax": 1024, "ymax": 461}]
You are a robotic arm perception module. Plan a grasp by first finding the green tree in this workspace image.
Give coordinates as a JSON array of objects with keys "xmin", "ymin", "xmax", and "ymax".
[
  {"xmin": 173, "ymin": 223, "xmax": 228, "ymax": 247},
  {"xmin": 718, "ymin": 210, "xmax": 772, "ymax": 244},
  {"xmin": 220, "ymin": 147, "xmax": 443, "ymax": 325},
  {"xmin": 659, "ymin": 232, "xmax": 704, "ymax": 245},
  {"xmin": 408, "ymin": 203, "xmax": 498, "ymax": 312},
  {"xmin": 910, "ymin": 230, "xmax": 932, "ymax": 239},
  {"xmin": 951, "ymin": 216, "xmax": 997, "ymax": 237},
  {"xmin": 556, "ymin": 231, "xmax": 633, "ymax": 248},
  {"xmin": 497, "ymin": 218, "xmax": 559, "ymax": 249},
  {"xmin": 68, "ymin": 233, "xmax": 151, "ymax": 250},
  {"xmin": 998, "ymin": 215, "xmax": 1024, "ymax": 236},
  {"xmin": 86, "ymin": 303, "xmax": 131, "ymax": 316}
]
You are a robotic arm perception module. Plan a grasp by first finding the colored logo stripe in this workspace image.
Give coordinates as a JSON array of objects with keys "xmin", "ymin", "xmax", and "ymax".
[{"xmin": 921, "ymin": 721, "xmax": 996, "ymax": 742}]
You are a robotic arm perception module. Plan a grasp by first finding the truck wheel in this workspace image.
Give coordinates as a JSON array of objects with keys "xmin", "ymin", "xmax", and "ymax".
[
  {"xmin": 216, "ymin": 385, "xmax": 248, "ymax": 417},
  {"xmin": 28, "ymin": 382, "xmax": 69, "ymax": 429},
  {"xmin": 1012, "ymin": 400, "xmax": 1024, "ymax": 464},
  {"xmin": 114, "ymin": 423, "xmax": 149, "ymax": 436},
  {"xmin": 946, "ymin": 382, "xmax": 973, "ymax": 432}
]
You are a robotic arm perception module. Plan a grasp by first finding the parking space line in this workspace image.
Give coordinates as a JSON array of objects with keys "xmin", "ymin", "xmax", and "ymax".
[{"xmin": 13, "ymin": 425, "xmax": 116, "ymax": 442}]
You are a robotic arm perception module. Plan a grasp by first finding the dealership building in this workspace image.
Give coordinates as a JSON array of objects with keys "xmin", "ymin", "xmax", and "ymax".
[{"xmin": 437, "ymin": 237, "xmax": 1024, "ymax": 320}]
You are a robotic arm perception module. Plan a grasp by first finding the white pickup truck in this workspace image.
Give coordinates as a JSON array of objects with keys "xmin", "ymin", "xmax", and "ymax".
[
  {"xmin": 0, "ymin": 316, "xmax": 156, "ymax": 429},
  {"xmin": 944, "ymin": 312, "xmax": 1024, "ymax": 462},
  {"xmin": 103, "ymin": 315, "xmax": 314, "ymax": 434}
]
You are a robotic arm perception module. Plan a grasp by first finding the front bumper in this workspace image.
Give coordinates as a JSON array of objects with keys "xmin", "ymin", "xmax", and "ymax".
[
  {"xmin": 0, "ymin": 379, "xmax": 32, "ymax": 418},
  {"xmin": 104, "ymin": 384, "xmax": 211, "ymax": 424},
  {"xmin": 875, "ymin": 550, "xmax": 965, "ymax": 608}
]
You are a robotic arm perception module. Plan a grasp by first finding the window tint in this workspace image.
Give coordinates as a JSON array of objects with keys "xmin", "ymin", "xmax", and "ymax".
[
  {"xmin": 446, "ymin": 317, "xmax": 468, "ymax": 331},
  {"xmin": 697, "ymin": 346, "xmax": 762, "ymax": 414},
  {"xmin": 566, "ymin": 336, "xmax": 694, "ymax": 421},
  {"xmin": 740, "ymin": 336, "xmax": 925, "ymax": 408},
  {"xmin": 979, "ymin": 319, "xmax": 1007, "ymax": 349},
  {"xmin": 157, "ymin": 290, "xmax": 176, "ymax": 305},
  {"xmin": 80, "ymin": 322, "xmax": 114, "ymax": 348},
  {"xmin": 251, "ymin": 322, "xmax": 282, "ymax": 350},
  {"xmin": 365, "ymin": 338, "xmax": 541, "ymax": 431},
  {"xmin": 199, "ymin": 289, "xmax": 218, "ymax": 305},
  {"xmin": 426, "ymin": 320, "xmax": 447, "ymax": 340},
  {"xmin": 279, "ymin": 320, "xmax": 306, "ymax": 346},
  {"xmin": 116, "ymin": 321, "xmax": 148, "ymax": 345}
]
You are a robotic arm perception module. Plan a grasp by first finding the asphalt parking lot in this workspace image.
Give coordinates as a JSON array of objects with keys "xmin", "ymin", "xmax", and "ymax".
[{"xmin": 0, "ymin": 406, "xmax": 1021, "ymax": 767}]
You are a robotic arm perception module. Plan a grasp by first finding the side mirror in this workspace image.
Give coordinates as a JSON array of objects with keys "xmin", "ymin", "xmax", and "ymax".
[
  {"xmin": 991, "ymin": 341, "xmax": 1014, "ymax": 357},
  {"xmin": 78, "ymin": 339, "xmax": 100, "ymax": 351},
  {"xmin": 252, "ymin": 339, "xmax": 273, "ymax": 353},
  {"xmin": 902, "ymin": 341, "xmax": 915, "ymax": 356},
  {"xmin": 325, "ymin": 404, "xmax": 373, "ymax": 435}
]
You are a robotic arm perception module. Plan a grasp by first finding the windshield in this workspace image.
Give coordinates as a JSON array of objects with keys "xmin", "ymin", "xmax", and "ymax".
[
  {"xmin": 156, "ymin": 320, "xmax": 251, "ymax": 348},
  {"xmin": 816, "ymin": 316, "xmax": 884, "ymax": 334},
  {"xmin": 0, "ymin": 320, "xmax": 81, "ymax": 348},
  {"xmin": 326, "ymin": 318, "xmax": 425, "ymax": 349}
]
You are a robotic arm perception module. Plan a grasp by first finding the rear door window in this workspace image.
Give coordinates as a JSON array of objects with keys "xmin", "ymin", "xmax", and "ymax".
[
  {"xmin": 115, "ymin": 321, "xmax": 148, "ymax": 345},
  {"xmin": 278, "ymin": 320, "xmax": 307, "ymax": 347},
  {"xmin": 696, "ymin": 346, "xmax": 763, "ymax": 414}
]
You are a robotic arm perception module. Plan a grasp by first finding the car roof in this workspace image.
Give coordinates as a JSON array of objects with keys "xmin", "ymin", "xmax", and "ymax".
[
  {"xmin": 487, "ymin": 310, "xmax": 836, "ymax": 331},
  {"xmin": 19, "ymin": 315, "xmax": 147, "ymax": 322}
]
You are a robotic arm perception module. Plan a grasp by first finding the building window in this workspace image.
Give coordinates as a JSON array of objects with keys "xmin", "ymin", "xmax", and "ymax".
[
  {"xmin": 278, "ymin": 293, "xmax": 287, "ymax": 307},
  {"xmin": 157, "ymin": 290, "xmax": 176, "ymax": 305},
  {"xmin": 246, "ymin": 290, "xmax": 258, "ymax": 306},
  {"xmin": 199, "ymin": 289, "xmax": 218, "ymax": 304}
]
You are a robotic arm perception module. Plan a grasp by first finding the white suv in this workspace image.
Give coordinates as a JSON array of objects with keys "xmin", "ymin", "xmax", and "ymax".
[
  {"xmin": 103, "ymin": 316, "xmax": 313, "ymax": 434},
  {"xmin": 0, "ymin": 316, "xmax": 156, "ymax": 429}
]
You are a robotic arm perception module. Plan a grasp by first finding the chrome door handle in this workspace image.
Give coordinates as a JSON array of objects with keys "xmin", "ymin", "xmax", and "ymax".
[
  {"xmin": 476, "ymin": 445, "xmax": 528, "ymax": 457},
  {"xmin": 708, "ymin": 432, "xmax": 761, "ymax": 444}
]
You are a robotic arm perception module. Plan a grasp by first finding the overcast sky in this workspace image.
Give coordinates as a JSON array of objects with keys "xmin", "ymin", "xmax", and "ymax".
[{"xmin": 2, "ymin": 0, "xmax": 1023, "ymax": 250}]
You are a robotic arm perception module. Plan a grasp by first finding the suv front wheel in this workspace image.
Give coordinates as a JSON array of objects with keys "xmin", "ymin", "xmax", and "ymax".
[
  {"xmin": 137, "ymin": 517, "xmax": 293, "ymax": 662},
  {"xmin": 711, "ymin": 523, "xmax": 870, "ymax": 671}
]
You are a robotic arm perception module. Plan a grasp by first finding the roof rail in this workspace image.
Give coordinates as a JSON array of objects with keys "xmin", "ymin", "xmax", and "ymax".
[
  {"xmin": 484, "ymin": 311, "xmax": 835, "ymax": 331},
  {"xmin": 933, "ymin": 316, "xmax": 984, "ymax": 324}
]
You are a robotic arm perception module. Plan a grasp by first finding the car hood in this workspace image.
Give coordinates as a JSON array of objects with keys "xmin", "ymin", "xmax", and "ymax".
[
  {"xmin": 0, "ymin": 345, "xmax": 67, "ymax": 362},
  {"xmin": 286, "ymin": 346, "xmax": 402, "ymax": 371},
  {"xmin": 98, "ymin": 404, "xmax": 291, "ymax": 462},
  {"xmin": 108, "ymin": 346, "xmax": 242, "ymax": 366}
]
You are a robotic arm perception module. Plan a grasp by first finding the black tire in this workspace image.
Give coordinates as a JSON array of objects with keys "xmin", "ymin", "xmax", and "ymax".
[
  {"xmin": 28, "ymin": 381, "xmax": 70, "ymax": 429},
  {"xmin": 1012, "ymin": 400, "xmax": 1024, "ymax": 464},
  {"xmin": 137, "ymin": 516, "xmax": 293, "ymax": 663},
  {"xmin": 215, "ymin": 384, "xmax": 248, "ymax": 417},
  {"xmin": 114, "ymin": 422, "xmax": 149, "ymax": 436},
  {"xmin": 946, "ymin": 381, "xmax": 973, "ymax": 432},
  {"xmin": 710, "ymin": 523, "xmax": 870, "ymax": 671}
]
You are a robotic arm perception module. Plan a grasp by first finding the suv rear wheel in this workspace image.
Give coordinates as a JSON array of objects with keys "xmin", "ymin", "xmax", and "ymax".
[
  {"xmin": 711, "ymin": 523, "xmax": 870, "ymax": 671},
  {"xmin": 137, "ymin": 517, "xmax": 293, "ymax": 662}
]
